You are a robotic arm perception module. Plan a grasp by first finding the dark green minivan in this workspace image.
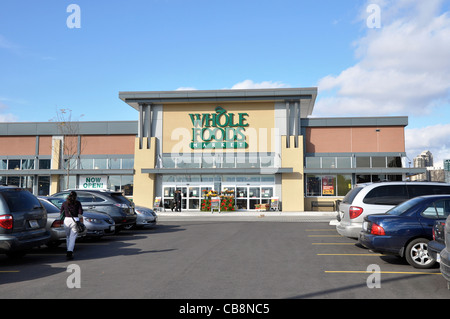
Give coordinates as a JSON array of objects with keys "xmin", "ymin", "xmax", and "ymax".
[{"xmin": 0, "ymin": 186, "xmax": 50, "ymax": 257}]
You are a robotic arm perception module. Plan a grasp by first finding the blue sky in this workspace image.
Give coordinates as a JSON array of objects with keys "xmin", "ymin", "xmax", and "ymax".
[{"xmin": 1, "ymin": 0, "xmax": 450, "ymax": 166}]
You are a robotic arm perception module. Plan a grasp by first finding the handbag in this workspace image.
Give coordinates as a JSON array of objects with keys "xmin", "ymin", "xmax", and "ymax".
[
  {"xmin": 66, "ymin": 203, "xmax": 86, "ymax": 233},
  {"xmin": 74, "ymin": 220, "xmax": 86, "ymax": 233}
]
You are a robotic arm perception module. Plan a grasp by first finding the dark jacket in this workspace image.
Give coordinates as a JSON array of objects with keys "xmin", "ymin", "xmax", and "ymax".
[{"xmin": 60, "ymin": 200, "xmax": 83, "ymax": 218}]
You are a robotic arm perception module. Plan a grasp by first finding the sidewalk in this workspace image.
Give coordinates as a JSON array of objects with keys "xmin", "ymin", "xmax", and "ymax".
[{"xmin": 156, "ymin": 209, "xmax": 338, "ymax": 223}]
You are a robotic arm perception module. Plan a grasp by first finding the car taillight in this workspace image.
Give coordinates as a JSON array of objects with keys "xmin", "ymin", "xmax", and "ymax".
[
  {"xmin": 432, "ymin": 227, "xmax": 435, "ymax": 240},
  {"xmin": 114, "ymin": 203, "xmax": 128, "ymax": 209},
  {"xmin": 51, "ymin": 220, "xmax": 63, "ymax": 228},
  {"xmin": 349, "ymin": 206, "xmax": 363, "ymax": 219},
  {"xmin": 0, "ymin": 214, "xmax": 13, "ymax": 230},
  {"xmin": 370, "ymin": 223, "xmax": 385, "ymax": 236}
]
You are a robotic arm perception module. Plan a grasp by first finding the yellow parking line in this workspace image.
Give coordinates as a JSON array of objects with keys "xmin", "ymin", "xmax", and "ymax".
[
  {"xmin": 0, "ymin": 270, "xmax": 20, "ymax": 273},
  {"xmin": 306, "ymin": 229, "xmax": 336, "ymax": 231},
  {"xmin": 325, "ymin": 270, "xmax": 442, "ymax": 275},
  {"xmin": 312, "ymin": 243, "xmax": 355, "ymax": 245},
  {"xmin": 308, "ymin": 235, "xmax": 342, "ymax": 237},
  {"xmin": 318, "ymin": 253, "xmax": 385, "ymax": 256}
]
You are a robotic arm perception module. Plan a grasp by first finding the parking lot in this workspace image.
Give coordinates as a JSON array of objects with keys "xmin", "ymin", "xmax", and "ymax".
[{"xmin": 0, "ymin": 215, "xmax": 449, "ymax": 300}]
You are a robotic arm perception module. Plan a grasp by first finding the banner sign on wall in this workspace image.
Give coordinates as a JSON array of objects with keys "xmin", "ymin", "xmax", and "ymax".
[{"xmin": 79, "ymin": 176, "xmax": 107, "ymax": 190}]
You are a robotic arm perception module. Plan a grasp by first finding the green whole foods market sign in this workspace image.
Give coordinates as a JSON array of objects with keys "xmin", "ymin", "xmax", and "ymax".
[{"xmin": 189, "ymin": 106, "xmax": 249, "ymax": 149}]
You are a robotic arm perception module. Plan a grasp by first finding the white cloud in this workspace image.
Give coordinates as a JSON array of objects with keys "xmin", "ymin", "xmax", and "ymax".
[
  {"xmin": 0, "ymin": 101, "xmax": 18, "ymax": 122},
  {"xmin": 315, "ymin": 0, "xmax": 450, "ymax": 169},
  {"xmin": 176, "ymin": 80, "xmax": 290, "ymax": 91},
  {"xmin": 405, "ymin": 124, "xmax": 450, "ymax": 167},
  {"xmin": 316, "ymin": 0, "xmax": 450, "ymax": 117},
  {"xmin": 229, "ymin": 79, "xmax": 290, "ymax": 90},
  {"xmin": 175, "ymin": 87, "xmax": 197, "ymax": 91}
]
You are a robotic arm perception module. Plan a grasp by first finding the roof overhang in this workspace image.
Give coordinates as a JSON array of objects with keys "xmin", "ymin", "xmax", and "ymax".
[{"xmin": 119, "ymin": 88, "xmax": 318, "ymax": 118}]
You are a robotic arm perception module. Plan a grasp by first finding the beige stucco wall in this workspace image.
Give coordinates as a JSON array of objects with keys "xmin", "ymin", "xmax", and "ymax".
[
  {"xmin": 162, "ymin": 102, "xmax": 276, "ymax": 154},
  {"xmin": 281, "ymin": 135, "xmax": 304, "ymax": 212},
  {"xmin": 132, "ymin": 137, "xmax": 156, "ymax": 208}
]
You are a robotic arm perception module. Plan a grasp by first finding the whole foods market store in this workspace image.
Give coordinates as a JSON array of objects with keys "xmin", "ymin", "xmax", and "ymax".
[
  {"xmin": 119, "ymin": 88, "xmax": 316, "ymax": 212},
  {"xmin": 119, "ymin": 88, "xmax": 419, "ymax": 212}
]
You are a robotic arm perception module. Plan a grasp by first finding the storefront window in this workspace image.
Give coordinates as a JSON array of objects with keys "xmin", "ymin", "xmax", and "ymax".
[
  {"xmin": 236, "ymin": 187, "xmax": 247, "ymax": 198},
  {"xmin": 93, "ymin": 158, "xmax": 108, "ymax": 169},
  {"xmin": 306, "ymin": 175, "xmax": 321, "ymax": 196},
  {"xmin": 38, "ymin": 176, "xmax": 50, "ymax": 195},
  {"xmin": 39, "ymin": 159, "xmax": 51, "ymax": 169},
  {"xmin": 8, "ymin": 159, "xmax": 20, "ymax": 170},
  {"xmin": 121, "ymin": 175, "xmax": 133, "ymax": 196},
  {"xmin": 336, "ymin": 157, "xmax": 352, "ymax": 168},
  {"xmin": 322, "ymin": 158, "xmax": 336, "ymax": 169},
  {"xmin": 122, "ymin": 158, "xmax": 134, "ymax": 169},
  {"xmin": 109, "ymin": 175, "xmax": 121, "ymax": 191},
  {"xmin": 337, "ymin": 174, "xmax": 352, "ymax": 196},
  {"xmin": 356, "ymin": 174, "xmax": 371, "ymax": 183},
  {"xmin": 372, "ymin": 157, "xmax": 386, "ymax": 168},
  {"xmin": 80, "ymin": 158, "xmax": 93, "ymax": 169},
  {"xmin": 21, "ymin": 159, "xmax": 34, "ymax": 170},
  {"xmin": 306, "ymin": 157, "xmax": 321, "ymax": 168},
  {"xmin": 307, "ymin": 174, "xmax": 352, "ymax": 197},
  {"xmin": 356, "ymin": 157, "xmax": 371, "ymax": 168},
  {"xmin": 110, "ymin": 158, "xmax": 121, "ymax": 169},
  {"xmin": 387, "ymin": 157, "xmax": 402, "ymax": 168}
]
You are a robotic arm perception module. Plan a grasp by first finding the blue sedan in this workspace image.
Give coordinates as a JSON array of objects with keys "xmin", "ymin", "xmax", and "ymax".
[{"xmin": 358, "ymin": 195, "xmax": 450, "ymax": 269}]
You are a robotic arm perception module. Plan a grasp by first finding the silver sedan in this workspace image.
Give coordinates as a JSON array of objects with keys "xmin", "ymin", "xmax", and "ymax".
[{"xmin": 124, "ymin": 206, "xmax": 158, "ymax": 229}]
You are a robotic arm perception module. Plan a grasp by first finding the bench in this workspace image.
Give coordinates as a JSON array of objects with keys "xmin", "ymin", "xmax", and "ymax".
[{"xmin": 311, "ymin": 201, "xmax": 336, "ymax": 211}]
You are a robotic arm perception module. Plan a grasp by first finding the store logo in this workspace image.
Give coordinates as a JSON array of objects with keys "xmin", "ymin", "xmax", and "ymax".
[{"xmin": 189, "ymin": 106, "xmax": 249, "ymax": 149}]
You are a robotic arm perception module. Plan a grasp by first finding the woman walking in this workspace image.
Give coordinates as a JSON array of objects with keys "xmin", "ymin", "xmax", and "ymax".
[{"xmin": 60, "ymin": 191, "xmax": 83, "ymax": 260}]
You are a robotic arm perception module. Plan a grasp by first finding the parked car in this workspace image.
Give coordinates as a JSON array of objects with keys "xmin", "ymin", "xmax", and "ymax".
[
  {"xmin": 440, "ymin": 218, "xmax": 450, "ymax": 289},
  {"xmin": 337, "ymin": 182, "xmax": 450, "ymax": 238},
  {"xmin": 428, "ymin": 217, "xmax": 447, "ymax": 262},
  {"xmin": 124, "ymin": 206, "xmax": 157, "ymax": 229},
  {"xmin": 51, "ymin": 189, "xmax": 136, "ymax": 233},
  {"xmin": 0, "ymin": 186, "xmax": 51, "ymax": 257},
  {"xmin": 358, "ymin": 195, "xmax": 450, "ymax": 269},
  {"xmin": 40, "ymin": 196, "xmax": 115, "ymax": 243}
]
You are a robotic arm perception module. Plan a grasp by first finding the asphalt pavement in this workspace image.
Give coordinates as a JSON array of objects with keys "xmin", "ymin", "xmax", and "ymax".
[{"xmin": 156, "ymin": 209, "xmax": 338, "ymax": 223}]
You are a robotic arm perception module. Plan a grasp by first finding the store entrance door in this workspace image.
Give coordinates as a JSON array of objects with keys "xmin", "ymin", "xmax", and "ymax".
[{"xmin": 163, "ymin": 184, "xmax": 213, "ymax": 210}]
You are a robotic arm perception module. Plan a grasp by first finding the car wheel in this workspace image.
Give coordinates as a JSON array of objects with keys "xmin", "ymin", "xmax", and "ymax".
[{"xmin": 405, "ymin": 238, "xmax": 436, "ymax": 269}]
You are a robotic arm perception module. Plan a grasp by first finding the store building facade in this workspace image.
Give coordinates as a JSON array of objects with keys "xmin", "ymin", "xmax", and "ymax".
[
  {"xmin": 119, "ymin": 88, "xmax": 424, "ymax": 211},
  {"xmin": 0, "ymin": 87, "xmax": 425, "ymax": 211}
]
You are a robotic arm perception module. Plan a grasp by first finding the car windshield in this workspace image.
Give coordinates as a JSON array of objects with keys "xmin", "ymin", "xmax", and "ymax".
[
  {"xmin": 1, "ymin": 189, "xmax": 41, "ymax": 212},
  {"xmin": 342, "ymin": 187, "xmax": 363, "ymax": 204},
  {"xmin": 386, "ymin": 197, "xmax": 423, "ymax": 216},
  {"xmin": 111, "ymin": 193, "xmax": 132, "ymax": 205},
  {"xmin": 39, "ymin": 200, "xmax": 60, "ymax": 214}
]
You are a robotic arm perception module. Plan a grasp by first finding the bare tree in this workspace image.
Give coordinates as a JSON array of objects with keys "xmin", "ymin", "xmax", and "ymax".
[{"xmin": 49, "ymin": 109, "xmax": 86, "ymax": 189}]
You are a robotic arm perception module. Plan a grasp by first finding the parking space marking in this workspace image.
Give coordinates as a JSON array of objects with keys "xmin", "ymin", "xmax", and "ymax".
[
  {"xmin": 308, "ymin": 235, "xmax": 343, "ymax": 237},
  {"xmin": 324, "ymin": 270, "xmax": 442, "ymax": 275},
  {"xmin": 305, "ymin": 229, "xmax": 336, "ymax": 231},
  {"xmin": 317, "ymin": 253, "xmax": 385, "ymax": 256},
  {"xmin": 312, "ymin": 243, "xmax": 355, "ymax": 245},
  {"xmin": 0, "ymin": 270, "xmax": 20, "ymax": 273}
]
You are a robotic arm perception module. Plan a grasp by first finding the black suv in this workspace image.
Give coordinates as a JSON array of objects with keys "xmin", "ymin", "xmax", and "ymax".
[
  {"xmin": 51, "ymin": 189, "xmax": 136, "ymax": 232},
  {"xmin": 0, "ymin": 186, "xmax": 50, "ymax": 257}
]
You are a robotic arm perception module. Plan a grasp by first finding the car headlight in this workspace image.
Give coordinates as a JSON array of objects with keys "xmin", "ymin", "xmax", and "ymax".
[{"xmin": 84, "ymin": 218, "xmax": 101, "ymax": 224}]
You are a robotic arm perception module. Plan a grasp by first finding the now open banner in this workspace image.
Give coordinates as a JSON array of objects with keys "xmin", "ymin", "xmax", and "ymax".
[{"xmin": 79, "ymin": 176, "xmax": 107, "ymax": 190}]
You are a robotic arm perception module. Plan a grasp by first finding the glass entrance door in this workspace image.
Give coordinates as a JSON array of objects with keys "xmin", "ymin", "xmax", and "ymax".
[
  {"xmin": 225, "ymin": 185, "xmax": 274, "ymax": 210},
  {"xmin": 163, "ymin": 184, "xmax": 213, "ymax": 210}
]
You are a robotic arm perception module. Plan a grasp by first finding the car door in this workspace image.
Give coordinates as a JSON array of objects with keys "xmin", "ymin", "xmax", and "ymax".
[{"xmin": 419, "ymin": 199, "xmax": 450, "ymax": 231}]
